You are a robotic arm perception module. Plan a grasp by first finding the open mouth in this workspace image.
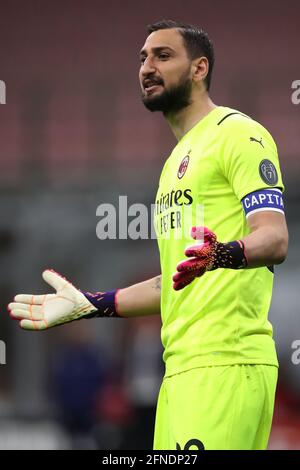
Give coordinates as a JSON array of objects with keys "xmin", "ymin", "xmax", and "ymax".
[
  {"xmin": 143, "ymin": 79, "xmax": 163, "ymax": 94},
  {"xmin": 144, "ymin": 84, "xmax": 161, "ymax": 94}
]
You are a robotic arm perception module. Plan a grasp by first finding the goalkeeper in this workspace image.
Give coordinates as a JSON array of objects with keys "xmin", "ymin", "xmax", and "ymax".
[{"xmin": 8, "ymin": 20, "xmax": 289, "ymax": 450}]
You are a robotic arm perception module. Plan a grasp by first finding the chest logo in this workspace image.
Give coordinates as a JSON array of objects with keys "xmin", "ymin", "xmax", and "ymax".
[{"xmin": 177, "ymin": 155, "xmax": 190, "ymax": 179}]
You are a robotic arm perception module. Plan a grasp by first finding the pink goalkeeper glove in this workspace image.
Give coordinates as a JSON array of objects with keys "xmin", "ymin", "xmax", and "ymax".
[
  {"xmin": 172, "ymin": 226, "xmax": 247, "ymax": 290},
  {"xmin": 172, "ymin": 227, "xmax": 217, "ymax": 291}
]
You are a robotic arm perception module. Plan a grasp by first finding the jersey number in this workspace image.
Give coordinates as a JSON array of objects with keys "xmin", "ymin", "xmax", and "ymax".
[{"xmin": 176, "ymin": 439, "xmax": 205, "ymax": 450}]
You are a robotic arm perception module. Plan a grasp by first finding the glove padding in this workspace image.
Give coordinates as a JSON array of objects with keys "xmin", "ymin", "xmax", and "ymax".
[
  {"xmin": 7, "ymin": 269, "xmax": 96, "ymax": 330},
  {"xmin": 173, "ymin": 226, "xmax": 217, "ymax": 291}
]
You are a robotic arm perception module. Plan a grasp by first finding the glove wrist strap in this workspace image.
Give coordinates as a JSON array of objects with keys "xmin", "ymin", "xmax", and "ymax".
[
  {"xmin": 82, "ymin": 290, "xmax": 121, "ymax": 318},
  {"xmin": 210, "ymin": 240, "xmax": 248, "ymax": 270}
]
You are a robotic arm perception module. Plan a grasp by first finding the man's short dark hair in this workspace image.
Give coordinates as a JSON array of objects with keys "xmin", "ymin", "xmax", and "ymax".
[{"xmin": 147, "ymin": 19, "xmax": 215, "ymax": 91}]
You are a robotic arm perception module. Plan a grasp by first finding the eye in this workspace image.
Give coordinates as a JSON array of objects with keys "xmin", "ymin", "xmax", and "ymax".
[
  {"xmin": 159, "ymin": 53, "xmax": 170, "ymax": 60},
  {"xmin": 140, "ymin": 56, "xmax": 146, "ymax": 64}
]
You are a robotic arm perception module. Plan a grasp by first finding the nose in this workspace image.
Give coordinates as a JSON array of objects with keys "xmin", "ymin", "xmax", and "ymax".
[{"xmin": 140, "ymin": 56, "xmax": 156, "ymax": 77}]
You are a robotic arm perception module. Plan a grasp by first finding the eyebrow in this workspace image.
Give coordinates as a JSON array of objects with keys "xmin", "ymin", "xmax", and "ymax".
[{"xmin": 139, "ymin": 46, "xmax": 175, "ymax": 58}]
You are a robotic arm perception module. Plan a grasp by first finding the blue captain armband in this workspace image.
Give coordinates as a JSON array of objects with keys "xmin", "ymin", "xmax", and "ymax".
[{"xmin": 242, "ymin": 188, "xmax": 285, "ymax": 218}]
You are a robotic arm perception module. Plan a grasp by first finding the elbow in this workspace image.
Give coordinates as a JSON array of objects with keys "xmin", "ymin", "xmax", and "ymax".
[{"xmin": 273, "ymin": 236, "xmax": 289, "ymax": 265}]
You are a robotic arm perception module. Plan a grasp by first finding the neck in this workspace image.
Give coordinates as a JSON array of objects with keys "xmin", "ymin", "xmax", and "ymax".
[{"xmin": 165, "ymin": 92, "xmax": 217, "ymax": 141}]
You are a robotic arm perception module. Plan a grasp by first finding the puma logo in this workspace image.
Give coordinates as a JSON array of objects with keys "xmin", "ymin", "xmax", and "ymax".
[{"xmin": 250, "ymin": 136, "xmax": 264, "ymax": 148}]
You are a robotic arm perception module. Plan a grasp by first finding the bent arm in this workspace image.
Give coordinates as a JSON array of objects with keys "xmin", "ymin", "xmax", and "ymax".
[
  {"xmin": 242, "ymin": 212, "xmax": 289, "ymax": 268},
  {"xmin": 173, "ymin": 212, "xmax": 288, "ymax": 291},
  {"xmin": 117, "ymin": 275, "xmax": 161, "ymax": 318}
]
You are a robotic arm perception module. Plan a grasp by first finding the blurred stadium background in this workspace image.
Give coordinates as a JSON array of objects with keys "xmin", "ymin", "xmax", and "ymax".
[{"xmin": 0, "ymin": 0, "xmax": 299, "ymax": 449}]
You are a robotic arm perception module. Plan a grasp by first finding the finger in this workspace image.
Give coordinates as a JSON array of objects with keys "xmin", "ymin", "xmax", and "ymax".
[
  {"xmin": 184, "ymin": 243, "xmax": 206, "ymax": 257},
  {"xmin": 9, "ymin": 307, "xmax": 43, "ymax": 321},
  {"xmin": 11, "ymin": 294, "xmax": 55, "ymax": 309},
  {"xmin": 7, "ymin": 305, "xmax": 19, "ymax": 321},
  {"xmin": 9, "ymin": 302, "xmax": 42, "ymax": 312},
  {"xmin": 19, "ymin": 319, "xmax": 48, "ymax": 331},
  {"xmin": 172, "ymin": 269, "xmax": 196, "ymax": 284},
  {"xmin": 176, "ymin": 257, "xmax": 207, "ymax": 273},
  {"xmin": 191, "ymin": 226, "xmax": 217, "ymax": 244},
  {"xmin": 9, "ymin": 309, "xmax": 29, "ymax": 320},
  {"xmin": 190, "ymin": 226, "xmax": 205, "ymax": 241},
  {"xmin": 42, "ymin": 269, "xmax": 69, "ymax": 292},
  {"xmin": 173, "ymin": 279, "xmax": 194, "ymax": 291},
  {"xmin": 173, "ymin": 266, "xmax": 207, "ymax": 290},
  {"xmin": 176, "ymin": 258, "xmax": 198, "ymax": 272},
  {"xmin": 173, "ymin": 272, "xmax": 196, "ymax": 291},
  {"xmin": 13, "ymin": 294, "xmax": 47, "ymax": 305},
  {"xmin": 185, "ymin": 242, "xmax": 213, "ymax": 258},
  {"xmin": 8, "ymin": 302, "xmax": 29, "ymax": 311}
]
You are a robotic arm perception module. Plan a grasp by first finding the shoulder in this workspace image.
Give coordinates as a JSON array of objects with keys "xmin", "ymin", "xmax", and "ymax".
[{"xmin": 217, "ymin": 107, "xmax": 276, "ymax": 147}]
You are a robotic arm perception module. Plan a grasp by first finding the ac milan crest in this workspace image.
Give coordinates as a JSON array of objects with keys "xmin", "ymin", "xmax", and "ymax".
[{"xmin": 177, "ymin": 155, "xmax": 190, "ymax": 179}]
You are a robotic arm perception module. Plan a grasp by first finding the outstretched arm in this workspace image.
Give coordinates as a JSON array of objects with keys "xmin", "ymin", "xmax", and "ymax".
[
  {"xmin": 117, "ymin": 275, "xmax": 161, "ymax": 317},
  {"xmin": 8, "ymin": 270, "xmax": 161, "ymax": 330}
]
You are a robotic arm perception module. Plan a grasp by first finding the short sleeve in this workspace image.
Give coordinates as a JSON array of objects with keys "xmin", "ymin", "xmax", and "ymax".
[{"xmin": 219, "ymin": 115, "xmax": 284, "ymax": 201}]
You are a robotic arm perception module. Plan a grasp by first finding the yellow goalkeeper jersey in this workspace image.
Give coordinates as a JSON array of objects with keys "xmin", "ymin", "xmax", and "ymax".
[{"xmin": 154, "ymin": 106, "xmax": 284, "ymax": 377}]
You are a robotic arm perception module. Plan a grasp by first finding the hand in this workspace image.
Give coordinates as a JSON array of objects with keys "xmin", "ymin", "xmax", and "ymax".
[
  {"xmin": 172, "ymin": 226, "xmax": 217, "ymax": 291},
  {"xmin": 7, "ymin": 269, "xmax": 96, "ymax": 330}
]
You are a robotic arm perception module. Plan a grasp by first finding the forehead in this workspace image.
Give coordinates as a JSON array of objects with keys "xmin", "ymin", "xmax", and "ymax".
[{"xmin": 140, "ymin": 28, "xmax": 186, "ymax": 54}]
